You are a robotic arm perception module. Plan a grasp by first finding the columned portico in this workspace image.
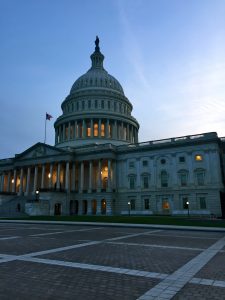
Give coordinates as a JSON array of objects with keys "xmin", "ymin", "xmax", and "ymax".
[{"xmin": 33, "ymin": 166, "xmax": 38, "ymax": 194}]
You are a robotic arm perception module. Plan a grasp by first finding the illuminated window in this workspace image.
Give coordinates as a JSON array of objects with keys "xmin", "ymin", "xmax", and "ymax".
[
  {"xmin": 162, "ymin": 200, "xmax": 170, "ymax": 210},
  {"xmin": 86, "ymin": 122, "xmax": 91, "ymax": 137},
  {"xmin": 94, "ymin": 123, "xmax": 98, "ymax": 137},
  {"xmin": 109, "ymin": 124, "xmax": 112, "ymax": 138},
  {"xmin": 101, "ymin": 123, "xmax": 105, "ymax": 137},
  {"xmin": 195, "ymin": 154, "xmax": 203, "ymax": 161}
]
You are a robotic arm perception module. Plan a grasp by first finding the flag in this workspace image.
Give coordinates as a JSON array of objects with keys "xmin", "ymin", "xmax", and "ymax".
[{"xmin": 46, "ymin": 113, "xmax": 53, "ymax": 120}]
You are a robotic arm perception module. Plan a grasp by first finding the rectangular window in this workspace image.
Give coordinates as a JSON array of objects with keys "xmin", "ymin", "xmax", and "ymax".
[
  {"xmin": 114, "ymin": 102, "xmax": 116, "ymax": 111},
  {"xmin": 179, "ymin": 156, "xmax": 185, "ymax": 163},
  {"xmin": 76, "ymin": 102, "xmax": 79, "ymax": 110},
  {"xmin": 144, "ymin": 199, "xmax": 150, "ymax": 209},
  {"xmin": 95, "ymin": 100, "xmax": 98, "ymax": 108},
  {"xmin": 108, "ymin": 101, "xmax": 110, "ymax": 109},
  {"xmin": 129, "ymin": 177, "xmax": 135, "ymax": 189},
  {"xmin": 82, "ymin": 101, "xmax": 85, "ymax": 110},
  {"xmin": 180, "ymin": 173, "xmax": 187, "ymax": 186},
  {"xmin": 101, "ymin": 100, "xmax": 104, "ymax": 109},
  {"xmin": 101, "ymin": 123, "xmax": 105, "ymax": 137},
  {"xmin": 129, "ymin": 161, "xmax": 135, "ymax": 168},
  {"xmin": 143, "ymin": 160, "xmax": 148, "ymax": 167},
  {"xmin": 197, "ymin": 172, "xmax": 204, "ymax": 185},
  {"xmin": 143, "ymin": 176, "xmax": 149, "ymax": 189},
  {"xmin": 88, "ymin": 100, "xmax": 91, "ymax": 109},
  {"xmin": 200, "ymin": 197, "xmax": 206, "ymax": 209},
  {"xmin": 94, "ymin": 123, "xmax": 98, "ymax": 137}
]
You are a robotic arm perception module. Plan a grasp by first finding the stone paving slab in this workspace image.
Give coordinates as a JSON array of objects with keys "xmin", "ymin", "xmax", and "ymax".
[
  {"xmin": 195, "ymin": 252, "xmax": 225, "ymax": 281},
  {"xmin": 38, "ymin": 242, "xmax": 200, "ymax": 274},
  {"xmin": 0, "ymin": 237, "xmax": 84, "ymax": 255},
  {"xmin": 0, "ymin": 260, "xmax": 159, "ymax": 300},
  {"xmin": 173, "ymin": 283, "xmax": 225, "ymax": 299}
]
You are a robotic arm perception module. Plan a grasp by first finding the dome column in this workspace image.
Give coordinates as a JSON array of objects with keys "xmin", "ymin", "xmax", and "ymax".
[
  {"xmin": 68, "ymin": 122, "xmax": 71, "ymax": 140},
  {"xmin": 12, "ymin": 169, "xmax": 17, "ymax": 193},
  {"xmin": 25, "ymin": 167, "xmax": 31, "ymax": 195},
  {"xmin": 88, "ymin": 161, "xmax": 93, "ymax": 193},
  {"xmin": 98, "ymin": 119, "xmax": 101, "ymax": 137},
  {"xmin": 79, "ymin": 161, "xmax": 84, "ymax": 193},
  {"xmin": 106, "ymin": 119, "xmax": 109, "ymax": 138},
  {"xmin": 75, "ymin": 121, "xmax": 78, "ymax": 138},
  {"xmin": 19, "ymin": 168, "xmax": 24, "ymax": 195},
  {"xmin": 82, "ymin": 120, "xmax": 86, "ymax": 138},
  {"xmin": 90, "ymin": 119, "xmax": 94, "ymax": 138},
  {"xmin": 97, "ymin": 160, "xmax": 102, "ymax": 192}
]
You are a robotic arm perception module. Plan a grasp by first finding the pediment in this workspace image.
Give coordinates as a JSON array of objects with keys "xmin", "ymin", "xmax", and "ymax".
[{"xmin": 15, "ymin": 143, "xmax": 66, "ymax": 160}]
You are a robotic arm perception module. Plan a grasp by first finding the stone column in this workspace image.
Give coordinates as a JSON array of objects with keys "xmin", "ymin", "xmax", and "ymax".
[
  {"xmin": 62, "ymin": 124, "xmax": 65, "ymax": 141},
  {"xmin": 7, "ymin": 171, "xmax": 11, "ymax": 193},
  {"xmin": 49, "ymin": 164, "xmax": 53, "ymax": 189},
  {"xmin": 113, "ymin": 161, "xmax": 116, "ymax": 190},
  {"xmin": 82, "ymin": 120, "xmax": 86, "ymax": 138},
  {"xmin": 98, "ymin": 119, "xmax": 101, "ymax": 137},
  {"xmin": 106, "ymin": 119, "xmax": 109, "ymax": 138},
  {"xmin": 56, "ymin": 162, "xmax": 61, "ymax": 190},
  {"xmin": 74, "ymin": 120, "xmax": 77, "ymax": 138},
  {"xmin": 121, "ymin": 122, "xmax": 124, "ymax": 140},
  {"xmin": 90, "ymin": 119, "xmax": 93, "ymax": 138},
  {"xmin": 71, "ymin": 162, "xmax": 76, "ymax": 191},
  {"xmin": 25, "ymin": 167, "xmax": 31, "ymax": 195},
  {"xmin": 33, "ymin": 166, "xmax": 38, "ymax": 194},
  {"xmin": 79, "ymin": 161, "xmax": 84, "ymax": 193},
  {"xmin": 96, "ymin": 200, "xmax": 101, "ymax": 215},
  {"xmin": 19, "ymin": 168, "xmax": 24, "ymax": 195},
  {"xmin": 97, "ymin": 160, "xmax": 102, "ymax": 192},
  {"xmin": 12, "ymin": 169, "xmax": 17, "ymax": 193},
  {"xmin": 88, "ymin": 161, "xmax": 93, "ymax": 193},
  {"xmin": 65, "ymin": 161, "xmax": 70, "ymax": 193},
  {"xmin": 55, "ymin": 128, "xmax": 58, "ymax": 144},
  {"xmin": 113, "ymin": 120, "xmax": 117, "ymax": 139},
  {"xmin": 126, "ymin": 124, "xmax": 129, "ymax": 141},
  {"xmin": 107, "ymin": 159, "xmax": 112, "ymax": 191},
  {"xmin": 131, "ymin": 126, "xmax": 134, "ymax": 143},
  {"xmin": 41, "ymin": 164, "xmax": 45, "ymax": 189},
  {"xmin": 68, "ymin": 122, "xmax": 71, "ymax": 140}
]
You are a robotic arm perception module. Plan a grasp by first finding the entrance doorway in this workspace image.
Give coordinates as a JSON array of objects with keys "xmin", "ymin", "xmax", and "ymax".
[
  {"xmin": 70, "ymin": 200, "xmax": 78, "ymax": 215},
  {"xmin": 54, "ymin": 203, "xmax": 62, "ymax": 216}
]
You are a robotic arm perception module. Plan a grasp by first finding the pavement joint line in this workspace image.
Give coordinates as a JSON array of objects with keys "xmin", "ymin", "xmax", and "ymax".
[
  {"xmin": 190, "ymin": 277, "xmax": 225, "ymax": 287},
  {"xmin": 104, "ymin": 229, "xmax": 162, "ymax": 241},
  {"xmin": 105, "ymin": 241, "xmax": 204, "ymax": 251},
  {"xmin": 0, "ymin": 236, "xmax": 20, "ymax": 240},
  {"xmin": 29, "ymin": 227, "xmax": 102, "ymax": 237},
  {"xmin": 144, "ymin": 233, "xmax": 220, "ymax": 240},
  {"xmin": 137, "ymin": 235, "xmax": 225, "ymax": 299}
]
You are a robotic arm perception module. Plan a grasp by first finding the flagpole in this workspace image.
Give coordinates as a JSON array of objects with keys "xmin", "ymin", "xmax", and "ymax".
[{"xmin": 44, "ymin": 114, "xmax": 47, "ymax": 144}]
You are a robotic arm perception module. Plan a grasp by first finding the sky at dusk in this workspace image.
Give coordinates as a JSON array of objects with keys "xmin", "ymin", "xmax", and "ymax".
[{"xmin": 1, "ymin": 0, "xmax": 225, "ymax": 158}]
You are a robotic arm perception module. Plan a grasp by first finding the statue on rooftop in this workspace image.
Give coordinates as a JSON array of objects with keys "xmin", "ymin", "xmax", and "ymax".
[{"xmin": 95, "ymin": 36, "xmax": 100, "ymax": 51}]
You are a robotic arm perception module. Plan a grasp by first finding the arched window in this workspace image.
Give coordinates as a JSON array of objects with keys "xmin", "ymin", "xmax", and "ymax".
[
  {"xmin": 161, "ymin": 171, "xmax": 168, "ymax": 187},
  {"xmin": 128, "ymin": 175, "xmax": 136, "ymax": 189},
  {"xmin": 178, "ymin": 170, "xmax": 188, "ymax": 186}
]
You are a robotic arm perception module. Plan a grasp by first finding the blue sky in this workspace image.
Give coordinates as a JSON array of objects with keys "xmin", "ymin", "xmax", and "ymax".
[{"xmin": 1, "ymin": 0, "xmax": 225, "ymax": 158}]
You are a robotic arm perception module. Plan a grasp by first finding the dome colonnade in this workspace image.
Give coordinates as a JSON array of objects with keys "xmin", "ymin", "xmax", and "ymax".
[{"xmin": 54, "ymin": 37, "xmax": 139, "ymax": 148}]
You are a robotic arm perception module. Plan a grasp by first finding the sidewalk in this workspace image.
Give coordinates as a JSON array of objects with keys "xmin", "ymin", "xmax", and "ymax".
[{"xmin": 1, "ymin": 219, "xmax": 225, "ymax": 232}]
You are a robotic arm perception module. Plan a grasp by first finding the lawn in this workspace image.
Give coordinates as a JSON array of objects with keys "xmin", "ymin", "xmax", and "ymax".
[{"xmin": 4, "ymin": 215, "xmax": 225, "ymax": 228}]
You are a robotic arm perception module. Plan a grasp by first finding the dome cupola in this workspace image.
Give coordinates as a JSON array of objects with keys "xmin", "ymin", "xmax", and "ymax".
[{"xmin": 54, "ymin": 37, "xmax": 139, "ymax": 148}]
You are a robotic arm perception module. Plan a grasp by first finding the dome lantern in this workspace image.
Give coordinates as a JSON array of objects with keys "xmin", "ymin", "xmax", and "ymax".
[{"xmin": 90, "ymin": 36, "xmax": 105, "ymax": 70}]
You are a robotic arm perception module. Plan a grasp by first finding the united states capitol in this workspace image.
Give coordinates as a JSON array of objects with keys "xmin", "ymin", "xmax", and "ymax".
[{"xmin": 0, "ymin": 38, "xmax": 225, "ymax": 218}]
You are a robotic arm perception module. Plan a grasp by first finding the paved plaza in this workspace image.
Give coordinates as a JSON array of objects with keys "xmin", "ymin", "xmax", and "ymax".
[{"xmin": 0, "ymin": 222, "xmax": 225, "ymax": 299}]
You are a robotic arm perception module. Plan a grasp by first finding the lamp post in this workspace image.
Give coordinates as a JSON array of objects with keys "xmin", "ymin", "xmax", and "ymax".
[
  {"xmin": 128, "ymin": 201, "xmax": 131, "ymax": 216},
  {"xmin": 35, "ymin": 190, "xmax": 39, "ymax": 201},
  {"xmin": 186, "ymin": 201, "xmax": 190, "ymax": 217}
]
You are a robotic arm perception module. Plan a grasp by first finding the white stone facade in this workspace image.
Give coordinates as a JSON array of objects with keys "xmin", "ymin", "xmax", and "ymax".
[{"xmin": 0, "ymin": 38, "xmax": 225, "ymax": 217}]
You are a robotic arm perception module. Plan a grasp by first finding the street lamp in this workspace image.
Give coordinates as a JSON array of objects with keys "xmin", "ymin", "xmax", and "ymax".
[
  {"xmin": 128, "ymin": 201, "xmax": 131, "ymax": 216},
  {"xmin": 186, "ymin": 201, "xmax": 190, "ymax": 217},
  {"xmin": 35, "ymin": 190, "xmax": 39, "ymax": 201}
]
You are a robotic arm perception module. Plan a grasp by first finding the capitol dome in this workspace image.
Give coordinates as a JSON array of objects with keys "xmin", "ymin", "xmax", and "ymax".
[{"xmin": 54, "ymin": 37, "xmax": 139, "ymax": 148}]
